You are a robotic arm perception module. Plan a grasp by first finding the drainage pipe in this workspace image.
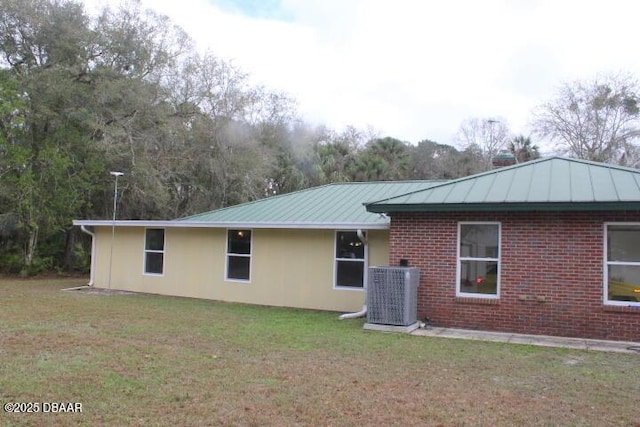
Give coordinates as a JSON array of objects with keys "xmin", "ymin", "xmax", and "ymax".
[
  {"xmin": 339, "ymin": 229, "xmax": 368, "ymax": 320},
  {"xmin": 356, "ymin": 229, "xmax": 367, "ymax": 244},
  {"xmin": 339, "ymin": 304, "xmax": 367, "ymax": 320},
  {"xmin": 61, "ymin": 285, "xmax": 92, "ymax": 291},
  {"xmin": 80, "ymin": 225, "xmax": 96, "ymax": 287}
]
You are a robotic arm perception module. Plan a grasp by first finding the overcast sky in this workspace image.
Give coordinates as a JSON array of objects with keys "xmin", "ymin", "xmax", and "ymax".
[{"xmin": 85, "ymin": 0, "xmax": 640, "ymax": 149}]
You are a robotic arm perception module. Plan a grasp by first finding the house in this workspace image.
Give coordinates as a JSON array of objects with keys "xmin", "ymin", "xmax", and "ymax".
[
  {"xmin": 73, "ymin": 181, "xmax": 438, "ymax": 313},
  {"xmin": 365, "ymin": 156, "xmax": 640, "ymax": 341},
  {"xmin": 74, "ymin": 156, "xmax": 640, "ymax": 341}
]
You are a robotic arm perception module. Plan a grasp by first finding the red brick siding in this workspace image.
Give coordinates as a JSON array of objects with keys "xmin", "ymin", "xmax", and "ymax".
[{"xmin": 389, "ymin": 211, "xmax": 640, "ymax": 341}]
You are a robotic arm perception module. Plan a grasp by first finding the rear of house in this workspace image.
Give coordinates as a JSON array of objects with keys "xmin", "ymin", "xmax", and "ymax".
[
  {"xmin": 75, "ymin": 157, "xmax": 640, "ymax": 341},
  {"xmin": 366, "ymin": 157, "xmax": 640, "ymax": 341},
  {"xmin": 88, "ymin": 225, "xmax": 392, "ymax": 312},
  {"xmin": 75, "ymin": 181, "xmax": 436, "ymax": 313}
]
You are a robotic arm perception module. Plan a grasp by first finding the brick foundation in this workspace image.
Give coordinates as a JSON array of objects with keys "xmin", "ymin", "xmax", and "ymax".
[{"xmin": 389, "ymin": 211, "xmax": 640, "ymax": 341}]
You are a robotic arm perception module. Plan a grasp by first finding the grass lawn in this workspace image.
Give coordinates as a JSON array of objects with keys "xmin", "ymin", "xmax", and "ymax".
[{"xmin": 1, "ymin": 278, "xmax": 639, "ymax": 426}]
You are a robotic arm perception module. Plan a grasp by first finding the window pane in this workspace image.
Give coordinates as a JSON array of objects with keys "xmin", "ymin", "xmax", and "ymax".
[
  {"xmin": 336, "ymin": 260, "xmax": 364, "ymax": 288},
  {"xmin": 228, "ymin": 256, "xmax": 250, "ymax": 280},
  {"xmin": 145, "ymin": 252, "xmax": 163, "ymax": 274},
  {"xmin": 336, "ymin": 231, "xmax": 365, "ymax": 259},
  {"xmin": 460, "ymin": 224, "xmax": 499, "ymax": 258},
  {"xmin": 228, "ymin": 230, "xmax": 251, "ymax": 254},
  {"xmin": 608, "ymin": 226, "xmax": 640, "ymax": 262},
  {"xmin": 145, "ymin": 229, "xmax": 164, "ymax": 251},
  {"xmin": 460, "ymin": 260, "xmax": 498, "ymax": 295},
  {"xmin": 608, "ymin": 265, "xmax": 640, "ymax": 302}
]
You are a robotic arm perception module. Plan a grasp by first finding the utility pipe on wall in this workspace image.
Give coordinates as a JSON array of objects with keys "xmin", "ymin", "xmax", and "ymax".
[
  {"xmin": 80, "ymin": 225, "xmax": 96, "ymax": 287},
  {"xmin": 339, "ymin": 304, "xmax": 367, "ymax": 320},
  {"xmin": 339, "ymin": 229, "xmax": 368, "ymax": 320}
]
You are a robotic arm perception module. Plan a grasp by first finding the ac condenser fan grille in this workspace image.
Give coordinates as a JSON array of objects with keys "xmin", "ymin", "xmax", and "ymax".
[{"xmin": 366, "ymin": 267, "xmax": 419, "ymax": 326}]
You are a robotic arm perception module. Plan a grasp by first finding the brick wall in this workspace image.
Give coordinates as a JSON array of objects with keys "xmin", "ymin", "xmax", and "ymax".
[{"xmin": 389, "ymin": 211, "xmax": 640, "ymax": 341}]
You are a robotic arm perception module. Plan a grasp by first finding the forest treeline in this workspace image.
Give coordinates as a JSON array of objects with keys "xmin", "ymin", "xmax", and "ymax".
[{"xmin": 1, "ymin": 0, "xmax": 639, "ymax": 274}]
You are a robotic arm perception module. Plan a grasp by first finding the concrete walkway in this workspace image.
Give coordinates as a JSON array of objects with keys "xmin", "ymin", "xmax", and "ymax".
[{"xmin": 411, "ymin": 326, "xmax": 640, "ymax": 354}]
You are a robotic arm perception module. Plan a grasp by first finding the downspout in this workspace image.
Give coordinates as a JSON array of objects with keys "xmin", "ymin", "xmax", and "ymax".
[
  {"xmin": 80, "ymin": 225, "xmax": 96, "ymax": 287},
  {"xmin": 339, "ymin": 229, "xmax": 368, "ymax": 320}
]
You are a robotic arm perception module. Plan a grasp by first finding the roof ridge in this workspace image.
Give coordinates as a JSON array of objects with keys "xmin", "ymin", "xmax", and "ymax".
[
  {"xmin": 556, "ymin": 156, "xmax": 640, "ymax": 172},
  {"xmin": 607, "ymin": 166, "xmax": 621, "ymax": 200},
  {"xmin": 481, "ymin": 171, "xmax": 500, "ymax": 203},
  {"xmin": 178, "ymin": 179, "xmax": 443, "ymax": 221},
  {"xmin": 365, "ymin": 156, "xmax": 640, "ymax": 207},
  {"xmin": 365, "ymin": 156, "xmax": 553, "ymax": 206},
  {"xmin": 330, "ymin": 179, "xmax": 442, "ymax": 185},
  {"xmin": 548, "ymin": 158, "xmax": 555, "ymax": 202},
  {"xmin": 177, "ymin": 182, "xmax": 338, "ymax": 220},
  {"xmin": 634, "ymin": 173, "xmax": 640, "ymax": 194}
]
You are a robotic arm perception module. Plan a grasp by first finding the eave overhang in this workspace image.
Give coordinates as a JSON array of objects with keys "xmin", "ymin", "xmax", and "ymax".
[
  {"xmin": 365, "ymin": 202, "xmax": 640, "ymax": 214},
  {"xmin": 72, "ymin": 220, "xmax": 390, "ymax": 230}
]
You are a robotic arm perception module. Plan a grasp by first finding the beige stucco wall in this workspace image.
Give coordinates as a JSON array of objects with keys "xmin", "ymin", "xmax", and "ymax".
[{"xmin": 92, "ymin": 226, "xmax": 390, "ymax": 312}]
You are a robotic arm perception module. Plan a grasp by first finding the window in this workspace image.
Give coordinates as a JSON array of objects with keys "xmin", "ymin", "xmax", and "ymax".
[
  {"xmin": 144, "ymin": 228, "xmax": 165, "ymax": 275},
  {"xmin": 335, "ymin": 231, "xmax": 366, "ymax": 289},
  {"xmin": 605, "ymin": 224, "xmax": 640, "ymax": 305},
  {"xmin": 457, "ymin": 223, "xmax": 500, "ymax": 297},
  {"xmin": 226, "ymin": 230, "xmax": 251, "ymax": 281}
]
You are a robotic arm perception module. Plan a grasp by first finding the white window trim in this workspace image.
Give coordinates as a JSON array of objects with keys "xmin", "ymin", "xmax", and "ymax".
[
  {"xmin": 333, "ymin": 230, "xmax": 368, "ymax": 291},
  {"xmin": 456, "ymin": 221, "xmax": 501, "ymax": 299},
  {"xmin": 143, "ymin": 228, "xmax": 165, "ymax": 277},
  {"xmin": 603, "ymin": 222, "xmax": 640, "ymax": 307},
  {"xmin": 225, "ymin": 229, "xmax": 253, "ymax": 283}
]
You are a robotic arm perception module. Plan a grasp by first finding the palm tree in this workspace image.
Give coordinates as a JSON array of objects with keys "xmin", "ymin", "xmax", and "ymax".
[{"xmin": 509, "ymin": 135, "xmax": 540, "ymax": 163}]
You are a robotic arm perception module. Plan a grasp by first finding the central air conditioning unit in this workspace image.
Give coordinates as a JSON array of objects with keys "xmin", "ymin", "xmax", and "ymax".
[{"xmin": 366, "ymin": 266, "xmax": 419, "ymax": 326}]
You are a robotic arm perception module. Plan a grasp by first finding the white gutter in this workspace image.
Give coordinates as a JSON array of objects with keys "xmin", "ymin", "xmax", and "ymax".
[
  {"xmin": 79, "ymin": 225, "xmax": 96, "ymax": 287},
  {"xmin": 73, "ymin": 219, "xmax": 390, "ymax": 230},
  {"xmin": 339, "ymin": 228, "xmax": 368, "ymax": 320}
]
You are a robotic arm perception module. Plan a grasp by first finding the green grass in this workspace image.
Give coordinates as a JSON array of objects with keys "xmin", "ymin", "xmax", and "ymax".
[{"xmin": 1, "ymin": 278, "xmax": 639, "ymax": 426}]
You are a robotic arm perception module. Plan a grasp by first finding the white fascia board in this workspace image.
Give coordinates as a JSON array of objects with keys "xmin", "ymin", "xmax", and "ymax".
[{"xmin": 72, "ymin": 219, "xmax": 390, "ymax": 230}]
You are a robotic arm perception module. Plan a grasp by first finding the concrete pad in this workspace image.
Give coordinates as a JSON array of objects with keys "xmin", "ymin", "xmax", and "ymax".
[
  {"xmin": 408, "ymin": 327, "xmax": 640, "ymax": 354},
  {"xmin": 412, "ymin": 327, "xmax": 448, "ymax": 336},
  {"xmin": 363, "ymin": 322, "xmax": 420, "ymax": 333},
  {"xmin": 510, "ymin": 335, "xmax": 588, "ymax": 351},
  {"xmin": 585, "ymin": 339, "xmax": 640, "ymax": 354},
  {"xmin": 506, "ymin": 334, "xmax": 540, "ymax": 346}
]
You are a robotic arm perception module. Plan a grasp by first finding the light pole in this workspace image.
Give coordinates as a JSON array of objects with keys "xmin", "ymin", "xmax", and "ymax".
[
  {"xmin": 108, "ymin": 171, "xmax": 124, "ymax": 289},
  {"xmin": 486, "ymin": 119, "xmax": 499, "ymax": 168},
  {"xmin": 486, "ymin": 119, "xmax": 499, "ymax": 144}
]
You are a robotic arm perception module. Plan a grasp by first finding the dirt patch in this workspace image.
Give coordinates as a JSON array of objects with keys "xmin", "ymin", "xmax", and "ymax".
[{"xmin": 62, "ymin": 286, "xmax": 138, "ymax": 296}]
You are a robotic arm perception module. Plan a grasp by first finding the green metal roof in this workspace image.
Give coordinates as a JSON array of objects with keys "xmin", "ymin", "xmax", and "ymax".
[
  {"xmin": 366, "ymin": 157, "xmax": 640, "ymax": 213},
  {"xmin": 177, "ymin": 181, "xmax": 441, "ymax": 228}
]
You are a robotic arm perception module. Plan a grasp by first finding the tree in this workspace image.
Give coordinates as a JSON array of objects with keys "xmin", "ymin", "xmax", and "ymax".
[
  {"xmin": 408, "ymin": 140, "xmax": 484, "ymax": 179},
  {"xmin": 508, "ymin": 135, "xmax": 540, "ymax": 163},
  {"xmin": 0, "ymin": 0, "xmax": 194, "ymax": 271},
  {"xmin": 0, "ymin": 0, "xmax": 393, "ymax": 273},
  {"xmin": 349, "ymin": 137, "xmax": 410, "ymax": 181},
  {"xmin": 456, "ymin": 117, "xmax": 511, "ymax": 170},
  {"xmin": 532, "ymin": 73, "xmax": 640, "ymax": 166},
  {"xmin": 307, "ymin": 125, "xmax": 372, "ymax": 185},
  {"xmin": 0, "ymin": 0, "xmax": 107, "ymax": 271}
]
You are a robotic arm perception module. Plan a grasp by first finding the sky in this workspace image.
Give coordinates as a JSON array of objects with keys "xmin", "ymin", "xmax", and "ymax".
[{"xmin": 83, "ymin": 0, "xmax": 640, "ymax": 149}]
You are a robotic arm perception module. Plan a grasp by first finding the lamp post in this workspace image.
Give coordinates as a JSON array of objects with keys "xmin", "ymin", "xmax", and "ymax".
[
  {"xmin": 108, "ymin": 171, "xmax": 124, "ymax": 289},
  {"xmin": 486, "ymin": 119, "xmax": 499, "ymax": 146},
  {"xmin": 486, "ymin": 119, "xmax": 500, "ymax": 168}
]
